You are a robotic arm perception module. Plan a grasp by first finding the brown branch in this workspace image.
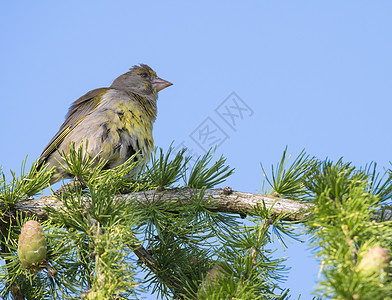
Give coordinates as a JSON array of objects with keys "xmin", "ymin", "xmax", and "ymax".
[{"xmin": 6, "ymin": 188, "xmax": 312, "ymax": 222}]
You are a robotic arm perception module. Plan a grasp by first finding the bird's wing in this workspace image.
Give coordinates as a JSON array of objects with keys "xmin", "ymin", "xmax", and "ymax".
[{"xmin": 38, "ymin": 87, "xmax": 110, "ymax": 165}]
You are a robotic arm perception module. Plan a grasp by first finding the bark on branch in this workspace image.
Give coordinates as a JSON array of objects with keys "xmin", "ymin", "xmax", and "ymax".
[{"xmin": 3, "ymin": 188, "xmax": 313, "ymax": 222}]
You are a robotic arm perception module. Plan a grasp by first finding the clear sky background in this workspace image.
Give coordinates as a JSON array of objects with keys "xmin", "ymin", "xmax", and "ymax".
[{"xmin": 1, "ymin": 1, "xmax": 392, "ymax": 298}]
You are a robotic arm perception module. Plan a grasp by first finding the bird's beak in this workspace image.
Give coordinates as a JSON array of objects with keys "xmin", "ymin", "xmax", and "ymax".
[{"xmin": 152, "ymin": 77, "xmax": 173, "ymax": 92}]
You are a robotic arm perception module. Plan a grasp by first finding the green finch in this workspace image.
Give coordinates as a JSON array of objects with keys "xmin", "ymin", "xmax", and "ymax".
[{"xmin": 38, "ymin": 64, "xmax": 172, "ymax": 183}]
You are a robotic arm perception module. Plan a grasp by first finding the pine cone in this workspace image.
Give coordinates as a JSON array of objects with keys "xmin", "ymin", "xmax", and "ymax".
[
  {"xmin": 358, "ymin": 245, "xmax": 390, "ymax": 279},
  {"xmin": 17, "ymin": 220, "xmax": 47, "ymax": 271}
]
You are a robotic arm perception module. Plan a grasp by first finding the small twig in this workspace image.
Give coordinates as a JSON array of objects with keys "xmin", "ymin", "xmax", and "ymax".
[
  {"xmin": 250, "ymin": 218, "xmax": 274, "ymax": 271},
  {"xmin": 128, "ymin": 242, "xmax": 184, "ymax": 299},
  {"xmin": 93, "ymin": 221, "xmax": 105, "ymax": 287},
  {"xmin": 129, "ymin": 243, "xmax": 160, "ymax": 273}
]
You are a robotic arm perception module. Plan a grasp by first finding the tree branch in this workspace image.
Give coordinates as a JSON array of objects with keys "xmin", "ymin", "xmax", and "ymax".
[{"xmin": 4, "ymin": 187, "xmax": 312, "ymax": 222}]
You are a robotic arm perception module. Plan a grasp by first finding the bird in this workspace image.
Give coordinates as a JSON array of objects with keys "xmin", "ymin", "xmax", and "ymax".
[{"xmin": 38, "ymin": 64, "xmax": 172, "ymax": 183}]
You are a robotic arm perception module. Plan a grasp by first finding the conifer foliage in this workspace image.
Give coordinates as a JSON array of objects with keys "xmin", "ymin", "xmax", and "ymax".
[{"xmin": 0, "ymin": 146, "xmax": 391, "ymax": 299}]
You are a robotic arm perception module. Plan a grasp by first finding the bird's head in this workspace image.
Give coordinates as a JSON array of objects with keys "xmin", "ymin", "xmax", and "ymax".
[{"xmin": 110, "ymin": 64, "xmax": 172, "ymax": 99}]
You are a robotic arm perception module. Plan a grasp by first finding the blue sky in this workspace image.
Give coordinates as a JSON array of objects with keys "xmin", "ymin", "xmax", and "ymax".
[{"xmin": 1, "ymin": 1, "xmax": 392, "ymax": 298}]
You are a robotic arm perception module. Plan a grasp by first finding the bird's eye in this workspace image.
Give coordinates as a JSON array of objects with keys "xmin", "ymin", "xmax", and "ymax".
[{"xmin": 141, "ymin": 72, "xmax": 148, "ymax": 78}]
